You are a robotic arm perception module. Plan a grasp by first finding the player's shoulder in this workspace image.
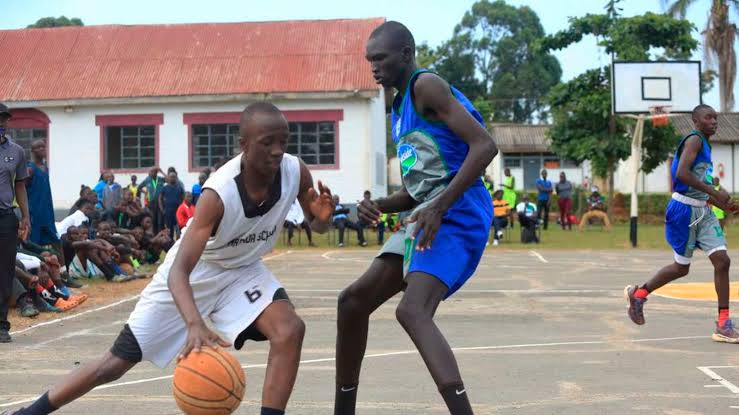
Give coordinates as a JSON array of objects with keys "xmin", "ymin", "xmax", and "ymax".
[{"xmin": 413, "ymin": 71, "xmax": 450, "ymax": 96}]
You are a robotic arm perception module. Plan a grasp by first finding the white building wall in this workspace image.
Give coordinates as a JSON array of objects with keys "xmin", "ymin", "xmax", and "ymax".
[
  {"xmin": 42, "ymin": 97, "xmax": 384, "ymax": 208},
  {"xmin": 490, "ymin": 156, "xmax": 588, "ymax": 191}
]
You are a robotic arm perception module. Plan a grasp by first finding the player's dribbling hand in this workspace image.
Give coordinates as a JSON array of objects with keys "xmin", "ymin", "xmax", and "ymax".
[
  {"xmin": 408, "ymin": 202, "xmax": 445, "ymax": 251},
  {"xmin": 179, "ymin": 321, "xmax": 231, "ymax": 361},
  {"xmin": 308, "ymin": 180, "xmax": 335, "ymax": 222},
  {"xmin": 718, "ymin": 188, "xmax": 732, "ymax": 205},
  {"xmin": 357, "ymin": 199, "xmax": 381, "ymax": 224}
]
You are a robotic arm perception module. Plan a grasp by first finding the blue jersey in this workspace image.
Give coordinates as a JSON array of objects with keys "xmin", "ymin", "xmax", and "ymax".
[
  {"xmin": 387, "ymin": 69, "xmax": 492, "ymax": 298},
  {"xmin": 671, "ymin": 130, "xmax": 713, "ymax": 201},
  {"xmin": 391, "ymin": 69, "xmax": 486, "ymax": 205}
]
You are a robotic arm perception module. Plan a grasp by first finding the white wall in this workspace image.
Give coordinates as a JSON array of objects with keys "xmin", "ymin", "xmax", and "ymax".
[
  {"xmin": 42, "ymin": 97, "xmax": 385, "ymax": 208},
  {"xmin": 490, "ymin": 155, "xmax": 589, "ymax": 191}
]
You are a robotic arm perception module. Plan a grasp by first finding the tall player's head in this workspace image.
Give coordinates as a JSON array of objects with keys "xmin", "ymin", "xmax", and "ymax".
[
  {"xmin": 692, "ymin": 104, "xmax": 718, "ymax": 137},
  {"xmin": 365, "ymin": 21, "xmax": 416, "ymax": 89},
  {"xmin": 239, "ymin": 101, "xmax": 289, "ymax": 177}
]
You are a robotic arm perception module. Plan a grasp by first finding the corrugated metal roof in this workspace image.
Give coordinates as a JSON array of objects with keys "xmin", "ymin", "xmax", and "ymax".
[
  {"xmin": 490, "ymin": 123, "xmax": 551, "ymax": 153},
  {"xmin": 0, "ymin": 18, "xmax": 383, "ymax": 103},
  {"xmin": 491, "ymin": 113, "xmax": 739, "ymax": 153}
]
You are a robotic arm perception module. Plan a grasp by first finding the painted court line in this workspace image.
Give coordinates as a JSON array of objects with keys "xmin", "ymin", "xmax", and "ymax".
[
  {"xmin": 529, "ymin": 250, "xmax": 549, "ymax": 263},
  {"xmin": 698, "ymin": 366, "xmax": 739, "ymax": 394},
  {"xmin": 0, "ymin": 334, "xmax": 707, "ymax": 408},
  {"xmin": 288, "ymin": 289, "xmax": 614, "ymax": 294},
  {"xmin": 8, "ymin": 250, "xmax": 290, "ymax": 337}
]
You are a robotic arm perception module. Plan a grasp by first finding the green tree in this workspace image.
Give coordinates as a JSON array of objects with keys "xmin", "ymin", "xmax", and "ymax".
[
  {"xmin": 540, "ymin": 12, "xmax": 697, "ymax": 204},
  {"xmin": 663, "ymin": 0, "xmax": 738, "ymax": 111},
  {"xmin": 433, "ymin": 0, "xmax": 561, "ymax": 123},
  {"xmin": 27, "ymin": 16, "xmax": 84, "ymax": 28}
]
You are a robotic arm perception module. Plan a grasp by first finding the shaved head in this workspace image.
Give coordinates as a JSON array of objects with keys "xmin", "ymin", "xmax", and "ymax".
[
  {"xmin": 240, "ymin": 101, "xmax": 285, "ymax": 133},
  {"xmin": 369, "ymin": 21, "xmax": 415, "ymax": 53},
  {"xmin": 692, "ymin": 104, "xmax": 714, "ymax": 119}
]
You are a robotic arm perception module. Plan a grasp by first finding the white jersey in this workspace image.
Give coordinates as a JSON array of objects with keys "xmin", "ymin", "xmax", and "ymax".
[{"xmin": 151, "ymin": 152, "xmax": 301, "ymax": 283}]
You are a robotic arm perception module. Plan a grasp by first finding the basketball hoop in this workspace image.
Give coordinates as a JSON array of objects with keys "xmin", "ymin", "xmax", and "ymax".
[{"xmin": 649, "ymin": 106, "xmax": 671, "ymax": 128}]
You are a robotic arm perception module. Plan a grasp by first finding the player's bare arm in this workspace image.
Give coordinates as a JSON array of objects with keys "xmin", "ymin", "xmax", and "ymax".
[
  {"xmin": 676, "ymin": 136, "xmax": 730, "ymax": 205},
  {"xmin": 167, "ymin": 188, "xmax": 231, "ymax": 359},
  {"xmin": 296, "ymin": 158, "xmax": 334, "ymax": 233},
  {"xmin": 408, "ymin": 72, "xmax": 498, "ymax": 249},
  {"xmin": 359, "ymin": 185, "xmax": 416, "ymax": 224}
]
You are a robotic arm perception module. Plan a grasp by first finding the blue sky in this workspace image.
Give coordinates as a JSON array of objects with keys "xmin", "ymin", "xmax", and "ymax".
[{"xmin": 1, "ymin": 0, "xmax": 730, "ymax": 111}]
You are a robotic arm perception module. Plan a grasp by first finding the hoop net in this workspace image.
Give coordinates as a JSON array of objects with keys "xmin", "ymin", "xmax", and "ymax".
[{"xmin": 649, "ymin": 106, "xmax": 671, "ymax": 127}]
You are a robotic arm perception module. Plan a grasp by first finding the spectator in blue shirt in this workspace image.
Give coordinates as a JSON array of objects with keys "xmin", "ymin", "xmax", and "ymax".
[
  {"xmin": 192, "ymin": 171, "xmax": 208, "ymax": 205},
  {"xmin": 158, "ymin": 172, "xmax": 184, "ymax": 240},
  {"xmin": 536, "ymin": 169, "xmax": 553, "ymax": 230}
]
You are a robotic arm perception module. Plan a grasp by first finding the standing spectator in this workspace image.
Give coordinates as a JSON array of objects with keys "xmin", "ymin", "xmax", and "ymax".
[
  {"xmin": 283, "ymin": 199, "xmax": 315, "ymax": 247},
  {"xmin": 360, "ymin": 190, "xmax": 385, "ymax": 244},
  {"xmin": 491, "ymin": 190, "xmax": 510, "ymax": 246},
  {"xmin": 26, "ymin": 140, "xmax": 60, "ymax": 252},
  {"xmin": 0, "ymin": 103, "xmax": 30, "ymax": 343},
  {"xmin": 159, "ymin": 172, "xmax": 184, "ymax": 240},
  {"xmin": 92, "ymin": 172, "xmax": 108, "ymax": 209},
  {"xmin": 192, "ymin": 172, "xmax": 207, "ymax": 205},
  {"xmin": 126, "ymin": 175, "xmax": 139, "ymax": 201},
  {"xmin": 536, "ymin": 169, "xmax": 552, "ymax": 230},
  {"xmin": 516, "ymin": 194, "xmax": 539, "ymax": 243},
  {"xmin": 556, "ymin": 172, "xmax": 574, "ymax": 231},
  {"xmin": 138, "ymin": 167, "xmax": 165, "ymax": 232},
  {"xmin": 102, "ymin": 173, "xmax": 122, "ymax": 219},
  {"xmin": 501, "ymin": 167, "xmax": 516, "ymax": 227},
  {"xmin": 167, "ymin": 166, "xmax": 185, "ymax": 191},
  {"xmin": 332, "ymin": 194, "xmax": 366, "ymax": 247},
  {"xmin": 176, "ymin": 191, "xmax": 196, "ymax": 230}
]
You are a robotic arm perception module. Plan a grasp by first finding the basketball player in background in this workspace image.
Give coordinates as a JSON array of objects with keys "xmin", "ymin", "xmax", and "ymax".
[{"xmin": 6, "ymin": 102, "xmax": 335, "ymax": 415}]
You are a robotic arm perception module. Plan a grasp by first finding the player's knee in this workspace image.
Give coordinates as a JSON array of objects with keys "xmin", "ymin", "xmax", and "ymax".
[
  {"xmin": 714, "ymin": 253, "xmax": 731, "ymax": 273},
  {"xmin": 395, "ymin": 301, "xmax": 428, "ymax": 328},
  {"xmin": 270, "ymin": 316, "xmax": 305, "ymax": 349},
  {"xmin": 337, "ymin": 287, "xmax": 363, "ymax": 317},
  {"xmin": 675, "ymin": 263, "xmax": 691, "ymax": 277},
  {"xmin": 93, "ymin": 357, "xmax": 129, "ymax": 385}
]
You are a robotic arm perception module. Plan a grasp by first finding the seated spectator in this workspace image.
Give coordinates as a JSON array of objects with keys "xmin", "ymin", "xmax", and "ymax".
[
  {"xmin": 283, "ymin": 199, "xmax": 315, "ymax": 247},
  {"xmin": 10, "ymin": 268, "xmax": 39, "ymax": 317},
  {"xmin": 58, "ymin": 199, "xmax": 95, "ymax": 238},
  {"xmin": 192, "ymin": 172, "xmax": 208, "ymax": 205},
  {"xmin": 159, "ymin": 172, "xmax": 184, "ymax": 240},
  {"xmin": 126, "ymin": 175, "xmax": 139, "ymax": 201},
  {"xmin": 114, "ymin": 188, "xmax": 143, "ymax": 229},
  {"xmin": 579, "ymin": 187, "xmax": 612, "ymax": 232},
  {"xmin": 360, "ymin": 190, "xmax": 385, "ymax": 244},
  {"xmin": 137, "ymin": 215, "xmax": 173, "ymax": 261},
  {"xmin": 332, "ymin": 194, "xmax": 366, "ymax": 247},
  {"xmin": 492, "ymin": 190, "xmax": 510, "ymax": 246},
  {"xmin": 176, "ymin": 191, "xmax": 196, "ymax": 230},
  {"xmin": 66, "ymin": 225, "xmax": 133, "ymax": 282},
  {"xmin": 95, "ymin": 221, "xmax": 145, "ymax": 269},
  {"xmin": 516, "ymin": 194, "xmax": 539, "ymax": 243}
]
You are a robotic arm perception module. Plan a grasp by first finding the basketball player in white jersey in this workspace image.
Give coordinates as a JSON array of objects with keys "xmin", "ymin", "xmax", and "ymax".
[{"xmin": 7, "ymin": 102, "xmax": 336, "ymax": 415}]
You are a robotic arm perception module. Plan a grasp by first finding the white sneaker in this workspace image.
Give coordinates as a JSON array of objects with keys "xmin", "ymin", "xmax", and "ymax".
[
  {"xmin": 493, "ymin": 240, "xmax": 499, "ymax": 246},
  {"xmin": 497, "ymin": 231, "xmax": 504, "ymax": 238}
]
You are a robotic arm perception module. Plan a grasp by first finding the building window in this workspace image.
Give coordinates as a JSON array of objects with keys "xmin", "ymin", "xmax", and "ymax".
[
  {"xmin": 6, "ymin": 128, "xmax": 47, "ymax": 160},
  {"xmin": 96, "ymin": 114, "xmax": 162, "ymax": 171},
  {"xmin": 503, "ymin": 154, "xmax": 521, "ymax": 168},
  {"xmin": 287, "ymin": 122, "xmax": 336, "ymax": 166},
  {"xmin": 104, "ymin": 126, "xmax": 156, "ymax": 169},
  {"xmin": 191, "ymin": 124, "xmax": 240, "ymax": 168}
]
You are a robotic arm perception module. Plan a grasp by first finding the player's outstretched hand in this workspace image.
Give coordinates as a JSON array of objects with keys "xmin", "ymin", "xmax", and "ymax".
[
  {"xmin": 408, "ymin": 202, "xmax": 445, "ymax": 251},
  {"xmin": 179, "ymin": 321, "xmax": 231, "ymax": 361},
  {"xmin": 357, "ymin": 198, "xmax": 381, "ymax": 224},
  {"xmin": 307, "ymin": 180, "xmax": 335, "ymax": 223},
  {"xmin": 718, "ymin": 188, "xmax": 732, "ymax": 205}
]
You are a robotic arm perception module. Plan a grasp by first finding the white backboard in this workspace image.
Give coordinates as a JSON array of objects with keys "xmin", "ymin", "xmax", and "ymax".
[{"xmin": 612, "ymin": 61, "xmax": 702, "ymax": 114}]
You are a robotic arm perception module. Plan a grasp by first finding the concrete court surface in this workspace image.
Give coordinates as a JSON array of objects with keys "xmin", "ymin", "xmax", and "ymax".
[{"xmin": 3, "ymin": 248, "xmax": 739, "ymax": 415}]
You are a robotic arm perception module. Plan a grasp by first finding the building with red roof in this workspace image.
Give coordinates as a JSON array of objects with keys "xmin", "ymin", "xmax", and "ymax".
[{"xmin": 0, "ymin": 18, "xmax": 387, "ymax": 207}]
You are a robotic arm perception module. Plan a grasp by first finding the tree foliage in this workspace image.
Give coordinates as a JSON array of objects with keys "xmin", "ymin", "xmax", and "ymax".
[
  {"xmin": 431, "ymin": 0, "xmax": 561, "ymax": 123},
  {"xmin": 27, "ymin": 16, "xmax": 84, "ymax": 28},
  {"xmin": 541, "ymin": 12, "xmax": 696, "ymax": 180}
]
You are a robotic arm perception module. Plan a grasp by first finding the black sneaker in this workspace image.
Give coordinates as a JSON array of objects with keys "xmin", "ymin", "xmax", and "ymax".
[{"xmin": 0, "ymin": 329, "xmax": 11, "ymax": 343}]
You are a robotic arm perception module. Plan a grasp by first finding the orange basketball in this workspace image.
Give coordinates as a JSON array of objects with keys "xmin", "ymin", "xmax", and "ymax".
[{"xmin": 173, "ymin": 347, "xmax": 246, "ymax": 415}]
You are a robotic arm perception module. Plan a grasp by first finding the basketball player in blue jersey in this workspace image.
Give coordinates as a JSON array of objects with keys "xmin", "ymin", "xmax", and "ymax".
[
  {"xmin": 625, "ymin": 104, "xmax": 739, "ymax": 343},
  {"xmin": 333, "ymin": 22, "xmax": 497, "ymax": 415},
  {"xmin": 6, "ymin": 102, "xmax": 336, "ymax": 415}
]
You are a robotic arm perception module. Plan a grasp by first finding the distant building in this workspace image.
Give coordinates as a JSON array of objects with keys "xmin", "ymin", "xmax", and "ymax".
[{"xmin": 0, "ymin": 18, "xmax": 388, "ymax": 207}]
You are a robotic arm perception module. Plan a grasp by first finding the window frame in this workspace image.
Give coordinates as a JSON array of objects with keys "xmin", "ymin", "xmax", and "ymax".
[
  {"xmin": 183, "ymin": 110, "xmax": 343, "ymax": 172},
  {"xmin": 6, "ymin": 108, "xmax": 51, "ymax": 166},
  {"xmin": 96, "ymin": 114, "xmax": 163, "ymax": 173}
]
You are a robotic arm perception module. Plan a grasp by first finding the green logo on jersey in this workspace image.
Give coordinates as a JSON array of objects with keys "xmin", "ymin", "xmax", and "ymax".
[{"xmin": 398, "ymin": 144, "xmax": 418, "ymax": 177}]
